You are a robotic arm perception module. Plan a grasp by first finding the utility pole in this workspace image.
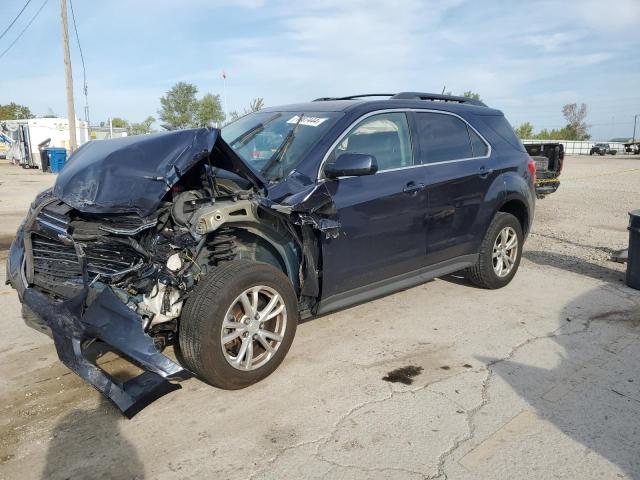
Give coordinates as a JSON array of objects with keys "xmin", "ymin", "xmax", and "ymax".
[
  {"xmin": 633, "ymin": 114, "xmax": 637, "ymax": 143},
  {"xmin": 60, "ymin": 0, "xmax": 77, "ymax": 152}
]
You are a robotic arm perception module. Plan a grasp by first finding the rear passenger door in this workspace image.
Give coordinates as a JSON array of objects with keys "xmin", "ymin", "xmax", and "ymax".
[{"xmin": 412, "ymin": 111, "xmax": 497, "ymax": 266}]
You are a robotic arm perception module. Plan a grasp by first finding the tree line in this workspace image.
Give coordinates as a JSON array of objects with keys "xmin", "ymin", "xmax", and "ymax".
[
  {"xmin": 0, "ymin": 82, "xmax": 264, "ymax": 136},
  {"xmin": 513, "ymin": 103, "xmax": 590, "ymax": 140},
  {"xmin": 100, "ymin": 82, "xmax": 264, "ymax": 135},
  {"xmin": 2, "ymin": 90, "xmax": 591, "ymax": 141}
]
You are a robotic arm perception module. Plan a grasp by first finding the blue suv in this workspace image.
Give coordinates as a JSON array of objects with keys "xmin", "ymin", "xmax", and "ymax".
[{"xmin": 7, "ymin": 92, "xmax": 535, "ymax": 416}]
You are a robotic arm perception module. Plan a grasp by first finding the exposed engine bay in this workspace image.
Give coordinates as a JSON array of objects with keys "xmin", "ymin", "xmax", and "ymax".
[{"xmin": 28, "ymin": 172, "xmax": 316, "ymax": 349}]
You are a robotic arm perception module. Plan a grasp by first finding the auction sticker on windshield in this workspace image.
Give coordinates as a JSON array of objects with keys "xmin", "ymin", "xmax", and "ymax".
[{"xmin": 287, "ymin": 115, "xmax": 328, "ymax": 127}]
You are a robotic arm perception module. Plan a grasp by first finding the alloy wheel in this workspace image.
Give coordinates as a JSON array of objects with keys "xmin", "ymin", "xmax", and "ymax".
[
  {"xmin": 492, "ymin": 226, "xmax": 518, "ymax": 278},
  {"xmin": 220, "ymin": 285, "xmax": 287, "ymax": 371}
]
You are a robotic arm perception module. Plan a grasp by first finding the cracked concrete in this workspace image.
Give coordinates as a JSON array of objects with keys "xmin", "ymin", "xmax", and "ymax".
[{"xmin": 1, "ymin": 156, "xmax": 639, "ymax": 479}]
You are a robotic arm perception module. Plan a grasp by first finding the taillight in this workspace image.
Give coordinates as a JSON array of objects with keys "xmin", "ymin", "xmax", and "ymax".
[{"xmin": 527, "ymin": 157, "xmax": 536, "ymax": 184}]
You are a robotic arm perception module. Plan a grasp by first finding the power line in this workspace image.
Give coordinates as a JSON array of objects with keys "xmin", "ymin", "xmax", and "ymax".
[
  {"xmin": 0, "ymin": 0, "xmax": 33, "ymax": 42},
  {"xmin": 68, "ymin": 0, "xmax": 89, "ymax": 126},
  {"xmin": 0, "ymin": 0, "xmax": 49, "ymax": 60}
]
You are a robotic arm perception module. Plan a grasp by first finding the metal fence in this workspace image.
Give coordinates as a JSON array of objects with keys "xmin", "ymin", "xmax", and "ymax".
[{"xmin": 521, "ymin": 139, "xmax": 635, "ymax": 155}]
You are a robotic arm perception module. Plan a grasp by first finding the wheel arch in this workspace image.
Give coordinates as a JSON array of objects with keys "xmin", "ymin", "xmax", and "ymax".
[
  {"xmin": 224, "ymin": 224, "xmax": 301, "ymax": 293},
  {"xmin": 497, "ymin": 197, "xmax": 530, "ymax": 236}
]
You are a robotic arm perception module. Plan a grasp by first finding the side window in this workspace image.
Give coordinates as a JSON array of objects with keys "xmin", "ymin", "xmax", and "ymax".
[
  {"xmin": 414, "ymin": 112, "xmax": 473, "ymax": 163},
  {"xmin": 468, "ymin": 127, "xmax": 488, "ymax": 157},
  {"xmin": 333, "ymin": 112, "xmax": 413, "ymax": 171}
]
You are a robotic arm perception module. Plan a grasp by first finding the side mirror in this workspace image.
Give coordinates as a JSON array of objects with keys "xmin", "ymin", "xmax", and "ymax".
[{"xmin": 324, "ymin": 153, "xmax": 378, "ymax": 179}]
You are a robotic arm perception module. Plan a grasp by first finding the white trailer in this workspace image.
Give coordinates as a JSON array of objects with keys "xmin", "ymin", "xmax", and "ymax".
[{"xmin": 2, "ymin": 117, "xmax": 89, "ymax": 168}]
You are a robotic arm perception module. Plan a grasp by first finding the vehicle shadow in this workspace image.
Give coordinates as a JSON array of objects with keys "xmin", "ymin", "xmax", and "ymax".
[
  {"xmin": 41, "ymin": 397, "xmax": 145, "ymax": 480},
  {"xmin": 476, "ymin": 287, "xmax": 640, "ymax": 477},
  {"xmin": 523, "ymin": 250, "xmax": 625, "ymax": 284},
  {"xmin": 442, "ymin": 249, "xmax": 626, "ymax": 289}
]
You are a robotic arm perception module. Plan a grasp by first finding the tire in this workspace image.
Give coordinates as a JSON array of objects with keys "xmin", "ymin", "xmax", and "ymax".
[
  {"xmin": 178, "ymin": 260, "xmax": 298, "ymax": 389},
  {"xmin": 465, "ymin": 212, "xmax": 524, "ymax": 289}
]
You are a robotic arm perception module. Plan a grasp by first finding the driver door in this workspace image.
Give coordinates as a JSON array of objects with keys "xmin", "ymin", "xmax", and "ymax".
[{"xmin": 319, "ymin": 112, "xmax": 429, "ymax": 302}]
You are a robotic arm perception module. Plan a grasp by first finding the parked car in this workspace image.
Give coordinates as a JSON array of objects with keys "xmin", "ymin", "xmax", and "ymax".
[
  {"xmin": 590, "ymin": 143, "xmax": 617, "ymax": 155},
  {"xmin": 524, "ymin": 142, "xmax": 564, "ymax": 198},
  {"xmin": 6, "ymin": 92, "xmax": 535, "ymax": 416}
]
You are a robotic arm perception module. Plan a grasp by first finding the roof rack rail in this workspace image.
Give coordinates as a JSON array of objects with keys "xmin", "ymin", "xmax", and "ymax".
[
  {"xmin": 312, "ymin": 92, "xmax": 487, "ymax": 107},
  {"xmin": 391, "ymin": 92, "xmax": 486, "ymax": 107},
  {"xmin": 313, "ymin": 94, "xmax": 395, "ymax": 101}
]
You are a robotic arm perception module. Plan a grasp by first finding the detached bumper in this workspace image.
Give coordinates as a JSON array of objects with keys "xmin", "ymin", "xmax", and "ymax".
[{"xmin": 6, "ymin": 232, "xmax": 190, "ymax": 418}]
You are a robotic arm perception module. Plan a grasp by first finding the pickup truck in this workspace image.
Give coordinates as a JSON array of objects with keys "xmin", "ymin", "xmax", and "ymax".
[
  {"xmin": 624, "ymin": 141, "xmax": 639, "ymax": 154},
  {"xmin": 590, "ymin": 143, "xmax": 617, "ymax": 155},
  {"xmin": 524, "ymin": 142, "xmax": 564, "ymax": 198}
]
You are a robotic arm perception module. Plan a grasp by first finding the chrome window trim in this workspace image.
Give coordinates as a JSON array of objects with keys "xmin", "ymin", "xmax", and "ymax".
[{"xmin": 317, "ymin": 108, "xmax": 492, "ymax": 180}]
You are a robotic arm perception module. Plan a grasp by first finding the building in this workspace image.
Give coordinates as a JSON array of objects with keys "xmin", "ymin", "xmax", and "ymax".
[{"xmin": 89, "ymin": 126, "xmax": 128, "ymax": 140}]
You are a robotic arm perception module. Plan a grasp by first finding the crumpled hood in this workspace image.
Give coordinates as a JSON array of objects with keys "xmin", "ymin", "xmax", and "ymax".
[{"xmin": 53, "ymin": 128, "xmax": 266, "ymax": 216}]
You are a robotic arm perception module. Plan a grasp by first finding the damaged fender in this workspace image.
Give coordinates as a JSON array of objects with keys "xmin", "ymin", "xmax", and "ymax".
[{"xmin": 268, "ymin": 180, "xmax": 341, "ymax": 238}]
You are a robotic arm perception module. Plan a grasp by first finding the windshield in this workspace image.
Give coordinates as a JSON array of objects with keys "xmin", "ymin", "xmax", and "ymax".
[{"xmin": 221, "ymin": 110, "xmax": 342, "ymax": 182}]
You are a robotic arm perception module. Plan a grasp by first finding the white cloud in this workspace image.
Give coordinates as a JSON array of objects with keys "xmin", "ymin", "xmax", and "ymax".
[{"xmin": 4, "ymin": 0, "xmax": 637, "ymax": 139}]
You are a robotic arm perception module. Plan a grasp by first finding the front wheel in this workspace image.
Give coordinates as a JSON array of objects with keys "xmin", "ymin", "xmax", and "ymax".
[
  {"xmin": 178, "ymin": 260, "xmax": 298, "ymax": 389},
  {"xmin": 465, "ymin": 212, "xmax": 523, "ymax": 289}
]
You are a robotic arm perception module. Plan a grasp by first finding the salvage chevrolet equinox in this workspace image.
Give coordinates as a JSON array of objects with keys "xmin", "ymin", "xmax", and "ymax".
[{"xmin": 7, "ymin": 92, "xmax": 536, "ymax": 416}]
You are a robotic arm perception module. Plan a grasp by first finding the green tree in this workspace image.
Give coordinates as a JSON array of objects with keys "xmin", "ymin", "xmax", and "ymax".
[
  {"xmin": 462, "ymin": 91, "xmax": 482, "ymax": 101},
  {"xmin": 514, "ymin": 122, "xmax": 534, "ymax": 139},
  {"xmin": 196, "ymin": 94, "xmax": 225, "ymax": 127},
  {"xmin": 110, "ymin": 117, "xmax": 129, "ymax": 128},
  {"xmin": 0, "ymin": 102, "xmax": 33, "ymax": 120},
  {"xmin": 248, "ymin": 97, "xmax": 264, "ymax": 112},
  {"xmin": 158, "ymin": 82, "xmax": 200, "ymax": 129},
  {"xmin": 129, "ymin": 116, "xmax": 156, "ymax": 135}
]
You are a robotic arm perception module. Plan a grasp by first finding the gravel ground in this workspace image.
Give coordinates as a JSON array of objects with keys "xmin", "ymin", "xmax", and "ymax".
[
  {"xmin": 0, "ymin": 155, "xmax": 639, "ymax": 480},
  {"xmin": 526, "ymin": 155, "xmax": 635, "ymax": 282}
]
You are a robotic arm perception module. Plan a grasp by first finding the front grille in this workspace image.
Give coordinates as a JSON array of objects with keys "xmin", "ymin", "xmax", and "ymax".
[
  {"xmin": 28, "ymin": 202, "xmax": 148, "ymax": 296},
  {"xmin": 32, "ymin": 234, "xmax": 82, "ymax": 281},
  {"xmin": 84, "ymin": 241, "xmax": 144, "ymax": 276},
  {"xmin": 32, "ymin": 233, "xmax": 144, "ymax": 281}
]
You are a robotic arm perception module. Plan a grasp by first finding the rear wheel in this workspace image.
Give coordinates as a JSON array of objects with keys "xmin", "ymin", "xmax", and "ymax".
[
  {"xmin": 178, "ymin": 260, "xmax": 298, "ymax": 389},
  {"xmin": 466, "ymin": 212, "xmax": 523, "ymax": 289}
]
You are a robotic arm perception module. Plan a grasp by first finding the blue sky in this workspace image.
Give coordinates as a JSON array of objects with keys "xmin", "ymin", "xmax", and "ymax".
[{"xmin": 1, "ymin": 0, "xmax": 639, "ymax": 140}]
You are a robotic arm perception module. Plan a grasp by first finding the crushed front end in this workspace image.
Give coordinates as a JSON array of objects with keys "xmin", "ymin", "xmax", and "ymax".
[
  {"xmin": 7, "ymin": 194, "xmax": 196, "ymax": 417},
  {"xmin": 6, "ymin": 127, "xmax": 335, "ymax": 416},
  {"xmin": 5, "ymin": 128, "xmax": 276, "ymax": 417}
]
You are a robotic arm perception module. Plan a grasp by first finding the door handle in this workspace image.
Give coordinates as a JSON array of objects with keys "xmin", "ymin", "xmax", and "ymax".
[
  {"xmin": 403, "ymin": 182, "xmax": 425, "ymax": 195},
  {"xmin": 478, "ymin": 166, "xmax": 494, "ymax": 179}
]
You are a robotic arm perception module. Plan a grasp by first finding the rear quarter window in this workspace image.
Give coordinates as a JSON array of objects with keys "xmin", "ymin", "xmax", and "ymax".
[
  {"xmin": 414, "ymin": 112, "xmax": 473, "ymax": 163},
  {"xmin": 482, "ymin": 115, "xmax": 526, "ymax": 153}
]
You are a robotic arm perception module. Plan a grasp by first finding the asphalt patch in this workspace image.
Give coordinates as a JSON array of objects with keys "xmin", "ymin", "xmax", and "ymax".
[{"xmin": 382, "ymin": 365, "xmax": 424, "ymax": 385}]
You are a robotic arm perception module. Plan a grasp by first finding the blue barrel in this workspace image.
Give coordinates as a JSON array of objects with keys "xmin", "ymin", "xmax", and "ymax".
[{"xmin": 48, "ymin": 148, "xmax": 67, "ymax": 173}]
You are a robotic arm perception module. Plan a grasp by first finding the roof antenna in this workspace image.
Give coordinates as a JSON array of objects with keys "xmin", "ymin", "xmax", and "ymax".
[{"xmin": 441, "ymin": 85, "xmax": 446, "ymax": 94}]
